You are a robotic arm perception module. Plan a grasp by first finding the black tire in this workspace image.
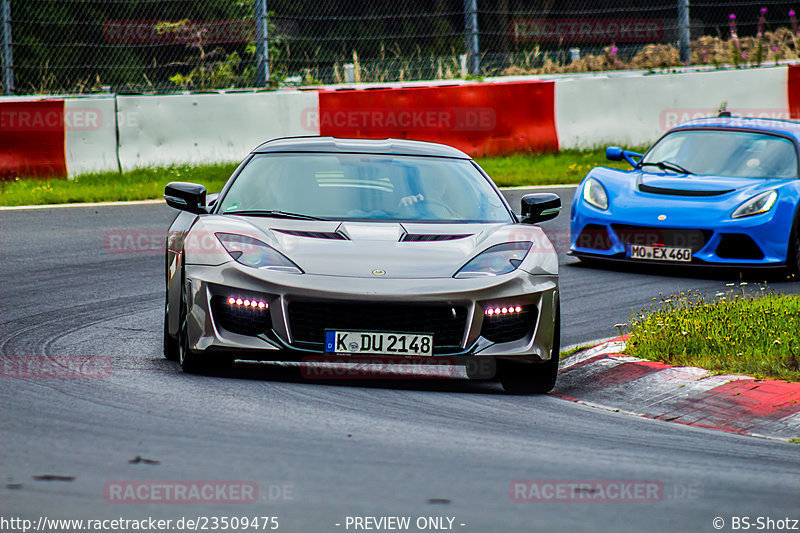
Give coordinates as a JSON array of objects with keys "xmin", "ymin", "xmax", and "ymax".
[
  {"xmin": 574, "ymin": 255, "xmax": 602, "ymax": 268},
  {"xmin": 177, "ymin": 274, "xmax": 201, "ymax": 373},
  {"xmin": 176, "ymin": 272, "xmax": 232, "ymax": 374},
  {"xmin": 163, "ymin": 297, "xmax": 179, "ymax": 361},
  {"xmin": 497, "ymin": 298, "xmax": 561, "ymax": 394},
  {"xmin": 464, "ymin": 356, "xmax": 496, "ymax": 380},
  {"xmin": 787, "ymin": 213, "xmax": 800, "ymax": 278}
]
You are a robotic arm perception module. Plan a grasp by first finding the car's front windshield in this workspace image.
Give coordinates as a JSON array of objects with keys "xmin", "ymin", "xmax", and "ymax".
[
  {"xmin": 216, "ymin": 153, "xmax": 513, "ymax": 223},
  {"xmin": 641, "ymin": 130, "xmax": 798, "ymax": 178}
]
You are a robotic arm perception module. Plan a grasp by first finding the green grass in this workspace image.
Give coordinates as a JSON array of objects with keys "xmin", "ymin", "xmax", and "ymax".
[
  {"xmin": 0, "ymin": 163, "xmax": 239, "ymax": 207},
  {"xmin": 0, "ymin": 148, "xmax": 633, "ymax": 207},
  {"xmin": 625, "ymin": 288, "xmax": 800, "ymax": 382},
  {"xmin": 560, "ymin": 343, "xmax": 596, "ymax": 359},
  {"xmin": 478, "ymin": 149, "xmax": 633, "ymax": 188}
]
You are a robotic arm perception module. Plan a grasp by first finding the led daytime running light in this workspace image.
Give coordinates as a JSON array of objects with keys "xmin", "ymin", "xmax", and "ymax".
[
  {"xmin": 228, "ymin": 296, "xmax": 268, "ymax": 310},
  {"xmin": 485, "ymin": 305, "xmax": 523, "ymax": 316}
]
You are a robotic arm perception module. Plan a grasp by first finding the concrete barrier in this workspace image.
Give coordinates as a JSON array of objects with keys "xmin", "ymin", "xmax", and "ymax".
[
  {"xmin": 65, "ymin": 97, "xmax": 119, "ymax": 177},
  {"xmin": 318, "ymin": 81, "xmax": 559, "ymax": 157},
  {"xmin": 116, "ymin": 91, "xmax": 318, "ymax": 170},
  {"xmin": 1, "ymin": 66, "xmax": 798, "ymax": 178},
  {"xmin": 555, "ymin": 67, "xmax": 789, "ymax": 149},
  {"xmin": 0, "ymin": 99, "xmax": 66, "ymax": 178}
]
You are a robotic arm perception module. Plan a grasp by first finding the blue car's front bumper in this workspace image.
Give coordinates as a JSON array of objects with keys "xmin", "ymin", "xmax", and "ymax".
[{"xmin": 569, "ymin": 191, "xmax": 795, "ymax": 268}]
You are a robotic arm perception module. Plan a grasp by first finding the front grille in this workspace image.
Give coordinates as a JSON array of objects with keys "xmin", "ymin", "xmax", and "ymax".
[
  {"xmin": 288, "ymin": 302, "xmax": 467, "ymax": 353},
  {"xmin": 716, "ymin": 234, "xmax": 764, "ymax": 260},
  {"xmin": 638, "ymin": 184, "xmax": 734, "ymax": 196},
  {"xmin": 480, "ymin": 307, "xmax": 538, "ymax": 343},
  {"xmin": 612, "ymin": 224, "xmax": 712, "ymax": 253},
  {"xmin": 576, "ymin": 224, "xmax": 613, "ymax": 250},
  {"xmin": 210, "ymin": 295, "xmax": 273, "ymax": 336}
]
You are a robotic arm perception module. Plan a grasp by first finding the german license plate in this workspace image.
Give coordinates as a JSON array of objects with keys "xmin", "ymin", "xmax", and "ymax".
[
  {"xmin": 628, "ymin": 245, "xmax": 692, "ymax": 262},
  {"xmin": 325, "ymin": 331, "xmax": 433, "ymax": 356}
]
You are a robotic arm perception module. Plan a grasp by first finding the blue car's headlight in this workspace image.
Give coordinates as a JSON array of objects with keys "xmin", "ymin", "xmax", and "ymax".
[
  {"xmin": 732, "ymin": 190, "xmax": 778, "ymax": 219},
  {"xmin": 216, "ymin": 233, "xmax": 303, "ymax": 273},
  {"xmin": 583, "ymin": 177, "xmax": 609, "ymax": 210},
  {"xmin": 454, "ymin": 242, "xmax": 532, "ymax": 278}
]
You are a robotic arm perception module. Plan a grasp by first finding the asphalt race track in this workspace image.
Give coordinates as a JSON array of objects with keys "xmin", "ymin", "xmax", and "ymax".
[{"xmin": 2, "ymin": 187, "xmax": 800, "ymax": 533}]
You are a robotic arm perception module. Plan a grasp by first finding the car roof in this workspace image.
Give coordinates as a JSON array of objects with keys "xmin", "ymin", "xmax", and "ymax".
[
  {"xmin": 673, "ymin": 116, "xmax": 800, "ymax": 140},
  {"xmin": 252, "ymin": 136, "xmax": 472, "ymax": 159}
]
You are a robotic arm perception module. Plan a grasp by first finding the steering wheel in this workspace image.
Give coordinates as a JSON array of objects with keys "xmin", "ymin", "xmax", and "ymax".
[{"xmin": 420, "ymin": 199, "xmax": 460, "ymax": 218}]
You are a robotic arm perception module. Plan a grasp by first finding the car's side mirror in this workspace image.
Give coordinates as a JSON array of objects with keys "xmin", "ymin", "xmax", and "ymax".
[
  {"xmin": 165, "ymin": 182, "xmax": 208, "ymax": 214},
  {"xmin": 606, "ymin": 146, "xmax": 624, "ymax": 161},
  {"xmin": 607, "ymin": 146, "xmax": 642, "ymax": 167},
  {"xmin": 520, "ymin": 193, "xmax": 561, "ymax": 224}
]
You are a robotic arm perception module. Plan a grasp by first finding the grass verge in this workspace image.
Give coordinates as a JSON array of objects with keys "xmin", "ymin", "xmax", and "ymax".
[
  {"xmin": 560, "ymin": 343, "xmax": 597, "ymax": 360},
  {"xmin": 0, "ymin": 164, "xmax": 239, "ymax": 207},
  {"xmin": 0, "ymin": 148, "xmax": 633, "ymax": 207},
  {"xmin": 625, "ymin": 287, "xmax": 800, "ymax": 383}
]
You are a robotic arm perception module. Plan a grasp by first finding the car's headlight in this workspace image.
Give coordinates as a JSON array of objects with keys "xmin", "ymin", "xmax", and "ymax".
[
  {"xmin": 215, "ymin": 233, "xmax": 303, "ymax": 273},
  {"xmin": 732, "ymin": 190, "xmax": 778, "ymax": 219},
  {"xmin": 582, "ymin": 177, "xmax": 609, "ymax": 210},
  {"xmin": 454, "ymin": 242, "xmax": 532, "ymax": 278}
]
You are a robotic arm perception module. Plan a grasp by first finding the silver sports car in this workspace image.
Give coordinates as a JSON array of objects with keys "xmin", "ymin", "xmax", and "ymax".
[{"xmin": 163, "ymin": 137, "xmax": 561, "ymax": 393}]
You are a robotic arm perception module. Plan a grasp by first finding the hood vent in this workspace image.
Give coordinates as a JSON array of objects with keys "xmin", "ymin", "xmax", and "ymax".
[
  {"xmin": 274, "ymin": 229, "xmax": 348, "ymax": 240},
  {"xmin": 638, "ymin": 183, "xmax": 735, "ymax": 197},
  {"xmin": 401, "ymin": 233, "xmax": 472, "ymax": 242}
]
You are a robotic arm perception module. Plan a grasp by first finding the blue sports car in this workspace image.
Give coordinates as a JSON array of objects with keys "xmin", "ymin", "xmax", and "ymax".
[{"xmin": 569, "ymin": 116, "xmax": 800, "ymax": 275}]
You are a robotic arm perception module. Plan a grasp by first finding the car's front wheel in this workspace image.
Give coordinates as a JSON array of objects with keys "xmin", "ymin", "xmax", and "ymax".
[
  {"xmin": 163, "ymin": 296, "xmax": 179, "ymax": 361},
  {"xmin": 496, "ymin": 299, "xmax": 561, "ymax": 394},
  {"xmin": 177, "ymin": 273, "xmax": 231, "ymax": 374}
]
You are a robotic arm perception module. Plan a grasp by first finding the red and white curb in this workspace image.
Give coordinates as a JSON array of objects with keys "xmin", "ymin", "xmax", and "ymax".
[{"xmin": 556, "ymin": 337, "xmax": 800, "ymax": 441}]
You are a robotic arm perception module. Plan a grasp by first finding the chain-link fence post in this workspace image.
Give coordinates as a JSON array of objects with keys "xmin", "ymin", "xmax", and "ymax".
[
  {"xmin": 1, "ymin": 0, "xmax": 13, "ymax": 95},
  {"xmin": 464, "ymin": 0, "xmax": 480, "ymax": 76},
  {"xmin": 677, "ymin": 0, "xmax": 691, "ymax": 64},
  {"xmin": 255, "ymin": 0, "xmax": 269, "ymax": 87}
]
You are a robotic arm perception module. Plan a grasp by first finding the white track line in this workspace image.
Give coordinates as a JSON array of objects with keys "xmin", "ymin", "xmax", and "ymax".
[{"xmin": 0, "ymin": 199, "xmax": 165, "ymax": 211}]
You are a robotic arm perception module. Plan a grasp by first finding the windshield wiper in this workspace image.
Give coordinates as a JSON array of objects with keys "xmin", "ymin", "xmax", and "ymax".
[
  {"xmin": 639, "ymin": 161, "xmax": 694, "ymax": 175},
  {"xmin": 224, "ymin": 210, "xmax": 327, "ymax": 221}
]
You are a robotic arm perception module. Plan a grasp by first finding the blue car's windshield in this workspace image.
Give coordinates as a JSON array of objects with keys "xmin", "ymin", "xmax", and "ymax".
[
  {"xmin": 641, "ymin": 130, "xmax": 798, "ymax": 179},
  {"xmin": 216, "ymin": 153, "xmax": 512, "ymax": 223}
]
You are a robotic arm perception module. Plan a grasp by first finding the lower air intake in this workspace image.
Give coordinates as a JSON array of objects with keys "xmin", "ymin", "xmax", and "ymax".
[
  {"xmin": 716, "ymin": 234, "xmax": 764, "ymax": 260},
  {"xmin": 480, "ymin": 306, "xmax": 538, "ymax": 343},
  {"xmin": 211, "ymin": 295, "xmax": 273, "ymax": 336},
  {"xmin": 288, "ymin": 302, "xmax": 467, "ymax": 354}
]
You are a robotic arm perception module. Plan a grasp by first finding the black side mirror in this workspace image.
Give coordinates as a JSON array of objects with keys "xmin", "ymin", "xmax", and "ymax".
[
  {"xmin": 521, "ymin": 193, "xmax": 561, "ymax": 224},
  {"xmin": 165, "ymin": 182, "xmax": 207, "ymax": 214}
]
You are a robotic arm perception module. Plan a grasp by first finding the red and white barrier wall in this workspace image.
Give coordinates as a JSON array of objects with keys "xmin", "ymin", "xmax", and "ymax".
[
  {"xmin": 116, "ymin": 91, "xmax": 316, "ymax": 171},
  {"xmin": 65, "ymin": 97, "xmax": 119, "ymax": 176},
  {"xmin": 0, "ymin": 98, "xmax": 66, "ymax": 178},
  {"xmin": 317, "ymin": 81, "xmax": 558, "ymax": 156},
  {"xmin": 556, "ymin": 67, "xmax": 790, "ymax": 149},
  {"xmin": 4, "ymin": 64, "xmax": 800, "ymax": 178}
]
